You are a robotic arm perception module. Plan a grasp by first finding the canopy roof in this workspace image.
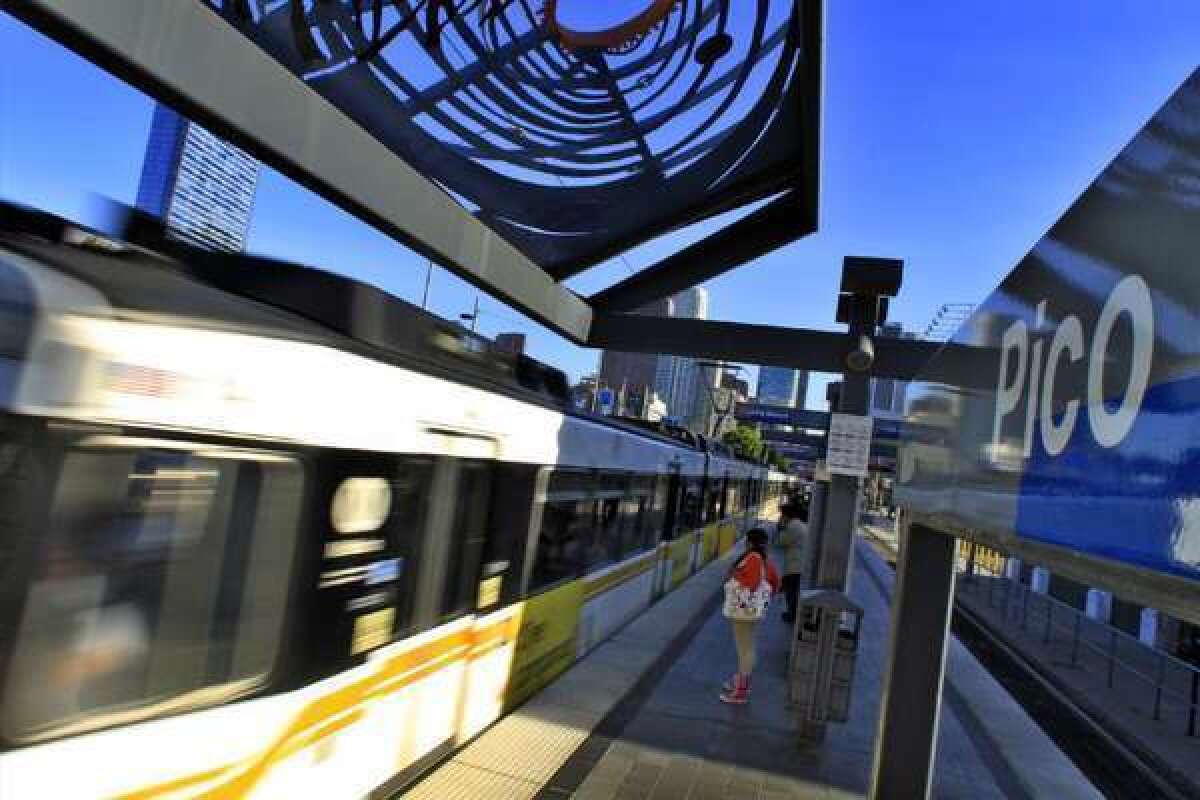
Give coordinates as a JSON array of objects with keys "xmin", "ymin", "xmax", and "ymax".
[
  {"xmin": 11, "ymin": 0, "xmax": 821, "ymax": 341},
  {"xmin": 220, "ymin": 0, "xmax": 820, "ymax": 278}
]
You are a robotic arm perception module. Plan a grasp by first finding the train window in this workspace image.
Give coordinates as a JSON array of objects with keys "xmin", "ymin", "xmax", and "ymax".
[
  {"xmin": 585, "ymin": 492, "xmax": 622, "ymax": 571},
  {"xmin": 3, "ymin": 441, "xmax": 302, "ymax": 742},
  {"xmin": 382, "ymin": 458, "xmax": 434, "ymax": 639},
  {"xmin": 678, "ymin": 477, "xmax": 703, "ymax": 533},
  {"xmin": 481, "ymin": 464, "xmax": 538, "ymax": 607},
  {"xmin": 548, "ymin": 470, "xmax": 596, "ymax": 494},
  {"xmin": 530, "ymin": 492, "xmax": 592, "ymax": 591},
  {"xmin": 0, "ymin": 259, "xmax": 33, "ymax": 365},
  {"xmin": 659, "ymin": 470, "xmax": 680, "ymax": 540},
  {"xmin": 440, "ymin": 461, "xmax": 493, "ymax": 621},
  {"xmin": 621, "ymin": 475, "xmax": 655, "ymax": 556},
  {"xmin": 647, "ymin": 474, "xmax": 670, "ymax": 544},
  {"xmin": 704, "ymin": 478, "xmax": 721, "ymax": 524}
]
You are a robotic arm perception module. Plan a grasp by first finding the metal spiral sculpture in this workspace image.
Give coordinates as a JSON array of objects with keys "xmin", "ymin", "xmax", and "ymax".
[{"xmin": 210, "ymin": 0, "xmax": 809, "ymax": 275}]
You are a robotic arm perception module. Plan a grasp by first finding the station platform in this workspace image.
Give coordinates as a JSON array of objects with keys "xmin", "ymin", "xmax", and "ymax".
[{"xmin": 401, "ymin": 527, "xmax": 1099, "ymax": 799}]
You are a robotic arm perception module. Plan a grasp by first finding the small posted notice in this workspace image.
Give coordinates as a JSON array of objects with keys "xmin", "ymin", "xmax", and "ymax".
[{"xmin": 827, "ymin": 413, "xmax": 873, "ymax": 477}]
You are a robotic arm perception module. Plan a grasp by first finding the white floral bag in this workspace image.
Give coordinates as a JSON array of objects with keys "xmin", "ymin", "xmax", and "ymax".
[{"xmin": 722, "ymin": 555, "xmax": 773, "ymax": 621}]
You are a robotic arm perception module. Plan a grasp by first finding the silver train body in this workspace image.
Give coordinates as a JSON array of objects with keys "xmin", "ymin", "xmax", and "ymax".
[{"xmin": 0, "ymin": 211, "xmax": 789, "ymax": 799}]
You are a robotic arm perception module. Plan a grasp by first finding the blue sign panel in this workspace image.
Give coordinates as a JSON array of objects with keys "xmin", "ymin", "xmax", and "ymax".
[
  {"xmin": 897, "ymin": 69, "xmax": 1200, "ymax": 587},
  {"xmin": 735, "ymin": 404, "xmax": 830, "ymax": 430},
  {"xmin": 772, "ymin": 444, "xmax": 822, "ymax": 460},
  {"xmin": 596, "ymin": 388, "xmax": 615, "ymax": 415}
]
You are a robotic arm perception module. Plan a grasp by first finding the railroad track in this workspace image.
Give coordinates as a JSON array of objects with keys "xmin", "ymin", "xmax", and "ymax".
[{"xmin": 859, "ymin": 527, "xmax": 1188, "ymax": 800}]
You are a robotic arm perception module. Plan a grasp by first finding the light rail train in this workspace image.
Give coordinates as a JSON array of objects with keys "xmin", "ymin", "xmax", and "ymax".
[{"xmin": 0, "ymin": 205, "xmax": 789, "ymax": 799}]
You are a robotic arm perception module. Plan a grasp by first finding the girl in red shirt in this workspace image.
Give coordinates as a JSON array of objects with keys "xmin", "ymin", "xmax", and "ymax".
[{"xmin": 721, "ymin": 528, "xmax": 780, "ymax": 704}]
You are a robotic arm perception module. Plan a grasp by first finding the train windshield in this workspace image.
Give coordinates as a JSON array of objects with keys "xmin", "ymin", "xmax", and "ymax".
[
  {"xmin": 2, "ymin": 438, "xmax": 303, "ymax": 742},
  {"xmin": 0, "ymin": 257, "xmax": 34, "ymax": 404}
]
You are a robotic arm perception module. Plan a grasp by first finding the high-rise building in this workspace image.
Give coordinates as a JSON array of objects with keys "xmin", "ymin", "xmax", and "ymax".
[
  {"xmin": 870, "ymin": 323, "xmax": 919, "ymax": 416},
  {"xmin": 795, "ymin": 370, "xmax": 810, "ymax": 410},
  {"xmin": 721, "ymin": 370, "xmax": 750, "ymax": 399},
  {"xmin": 599, "ymin": 297, "xmax": 672, "ymax": 400},
  {"xmin": 755, "ymin": 365, "xmax": 809, "ymax": 431},
  {"xmin": 493, "ymin": 332, "xmax": 526, "ymax": 356},
  {"xmin": 756, "ymin": 367, "xmax": 800, "ymax": 407},
  {"xmin": 136, "ymin": 104, "xmax": 260, "ymax": 252},
  {"xmin": 655, "ymin": 287, "xmax": 709, "ymax": 425},
  {"xmin": 689, "ymin": 371, "xmax": 748, "ymax": 438}
]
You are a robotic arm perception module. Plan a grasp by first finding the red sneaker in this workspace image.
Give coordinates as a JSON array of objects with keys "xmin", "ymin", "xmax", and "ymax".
[
  {"xmin": 720, "ymin": 674, "xmax": 750, "ymax": 704},
  {"xmin": 722, "ymin": 674, "xmax": 751, "ymax": 693}
]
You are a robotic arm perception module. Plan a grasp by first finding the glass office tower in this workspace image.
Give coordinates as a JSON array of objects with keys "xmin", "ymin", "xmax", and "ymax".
[{"xmin": 136, "ymin": 104, "xmax": 259, "ymax": 252}]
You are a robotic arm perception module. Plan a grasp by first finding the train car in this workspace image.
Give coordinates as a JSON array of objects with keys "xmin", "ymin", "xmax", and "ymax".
[{"xmin": 0, "ymin": 206, "xmax": 773, "ymax": 799}]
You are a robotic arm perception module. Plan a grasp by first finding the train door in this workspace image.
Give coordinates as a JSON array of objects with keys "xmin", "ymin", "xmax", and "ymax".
[
  {"xmin": 457, "ymin": 460, "xmax": 538, "ymax": 742},
  {"xmin": 653, "ymin": 465, "xmax": 681, "ymax": 598}
]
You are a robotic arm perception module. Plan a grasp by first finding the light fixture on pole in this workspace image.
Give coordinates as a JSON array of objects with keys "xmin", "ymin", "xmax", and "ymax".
[
  {"xmin": 459, "ymin": 296, "xmax": 481, "ymax": 333},
  {"xmin": 695, "ymin": 360, "xmax": 747, "ymax": 438}
]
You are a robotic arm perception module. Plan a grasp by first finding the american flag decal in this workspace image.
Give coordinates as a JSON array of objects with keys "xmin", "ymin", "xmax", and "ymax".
[{"xmin": 105, "ymin": 363, "xmax": 177, "ymax": 398}]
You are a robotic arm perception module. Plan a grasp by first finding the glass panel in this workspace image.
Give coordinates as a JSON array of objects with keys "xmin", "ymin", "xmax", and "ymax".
[
  {"xmin": 3, "ymin": 443, "xmax": 301, "ymax": 741},
  {"xmin": 547, "ymin": 469, "xmax": 595, "ymax": 495},
  {"xmin": 441, "ymin": 461, "xmax": 492, "ymax": 622},
  {"xmin": 384, "ymin": 458, "xmax": 434, "ymax": 639},
  {"xmin": 530, "ymin": 498, "xmax": 591, "ymax": 591},
  {"xmin": 679, "ymin": 478, "xmax": 703, "ymax": 533},
  {"xmin": 625, "ymin": 476, "xmax": 655, "ymax": 556},
  {"xmin": 710, "ymin": 477, "xmax": 727, "ymax": 522},
  {"xmin": 585, "ymin": 495, "xmax": 622, "ymax": 571}
]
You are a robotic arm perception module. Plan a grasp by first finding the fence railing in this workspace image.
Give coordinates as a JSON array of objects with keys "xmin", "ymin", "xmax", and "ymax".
[{"xmin": 955, "ymin": 568, "xmax": 1200, "ymax": 737}]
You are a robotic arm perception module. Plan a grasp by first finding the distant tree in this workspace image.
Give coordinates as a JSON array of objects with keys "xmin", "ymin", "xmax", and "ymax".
[
  {"xmin": 766, "ymin": 449, "xmax": 789, "ymax": 470},
  {"xmin": 722, "ymin": 423, "xmax": 764, "ymax": 460}
]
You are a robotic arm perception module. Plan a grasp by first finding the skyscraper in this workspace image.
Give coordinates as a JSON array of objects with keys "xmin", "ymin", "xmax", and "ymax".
[
  {"xmin": 598, "ymin": 297, "xmax": 673, "ymax": 414},
  {"xmin": 795, "ymin": 370, "xmax": 810, "ymax": 410},
  {"xmin": 655, "ymin": 287, "xmax": 709, "ymax": 425},
  {"xmin": 756, "ymin": 367, "xmax": 800, "ymax": 407},
  {"xmin": 136, "ymin": 104, "xmax": 260, "ymax": 252},
  {"xmin": 492, "ymin": 332, "xmax": 526, "ymax": 355},
  {"xmin": 870, "ymin": 323, "xmax": 919, "ymax": 416},
  {"xmin": 686, "ymin": 360, "xmax": 726, "ymax": 436},
  {"xmin": 755, "ymin": 366, "xmax": 809, "ymax": 432}
]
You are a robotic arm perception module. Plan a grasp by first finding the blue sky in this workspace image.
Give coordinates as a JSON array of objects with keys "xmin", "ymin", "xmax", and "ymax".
[{"xmin": 2, "ymin": 2, "xmax": 1198, "ymax": 409}]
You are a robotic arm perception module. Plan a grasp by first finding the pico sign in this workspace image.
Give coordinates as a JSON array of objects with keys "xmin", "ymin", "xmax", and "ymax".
[
  {"xmin": 896, "ymin": 68, "xmax": 1200, "ymax": 587},
  {"xmin": 992, "ymin": 275, "xmax": 1154, "ymax": 458}
]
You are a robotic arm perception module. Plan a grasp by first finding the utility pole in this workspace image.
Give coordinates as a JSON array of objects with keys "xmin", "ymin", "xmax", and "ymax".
[
  {"xmin": 460, "ymin": 296, "xmax": 481, "ymax": 332},
  {"xmin": 421, "ymin": 259, "xmax": 433, "ymax": 309}
]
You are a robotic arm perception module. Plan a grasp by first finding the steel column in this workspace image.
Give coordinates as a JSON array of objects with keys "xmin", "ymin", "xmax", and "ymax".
[
  {"xmin": 813, "ymin": 291, "xmax": 874, "ymax": 593},
  {"xmin": 869, "ymin": 519, "xmax": 958, "ymax": 800},
  {"xmin": 798, "ymin": 283, "xmax": 878, "ymax": 744}
]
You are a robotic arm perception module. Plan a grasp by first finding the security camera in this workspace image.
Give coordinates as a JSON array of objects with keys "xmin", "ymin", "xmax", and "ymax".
[{"xmin": 846, "ymin": 334, "xmax": 875, "ymax": 372}]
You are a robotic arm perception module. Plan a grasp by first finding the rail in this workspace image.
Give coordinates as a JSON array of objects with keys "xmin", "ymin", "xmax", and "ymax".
[{"xmin": 956, "ymin": 566, "xmax": 1200, "ymax": 737}]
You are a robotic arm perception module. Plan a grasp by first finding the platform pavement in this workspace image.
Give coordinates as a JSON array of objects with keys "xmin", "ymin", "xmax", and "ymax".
[
  {"xmin": 401, "ymin": 524, "xmax": 1099, "ymax": 799},
  {"xmin": 400, "ymin": 533, "xmax": 750, "ymax": 800}
]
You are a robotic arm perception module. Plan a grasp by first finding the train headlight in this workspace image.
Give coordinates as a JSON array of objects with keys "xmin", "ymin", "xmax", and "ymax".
[{"xmin": 331, "ymin": 477, "xmax": 393, "ymax": 534}]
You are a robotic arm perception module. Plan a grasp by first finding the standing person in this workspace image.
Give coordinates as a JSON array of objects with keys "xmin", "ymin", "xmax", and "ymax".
[
  {"xmin": 773, "ymin": 501, "xmax": 792, "ymax": 546},
  {"xmin": 720, "ymin": 528, "xmax": 780, "ymax": 705},
  {"xmin": 776, "ymin": 500, "xmax": 809, "ymax": 624}
]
